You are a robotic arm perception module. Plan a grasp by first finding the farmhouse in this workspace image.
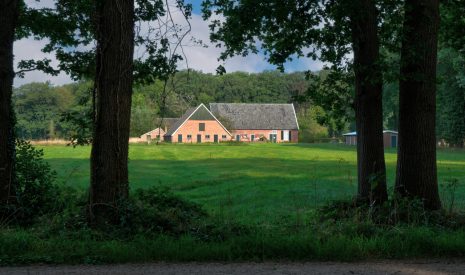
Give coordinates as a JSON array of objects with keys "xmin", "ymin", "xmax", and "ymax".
[
  {"xmin": 163, "ymin": 104, "xmax": 232, "ymax": 143},
  {"xmin": 343, "ymin": 130, "xmax": 398, "ymax": 148},
  {"xmin": 209, "ymin": 103, "xmax": 299, "ymax": 143},
  {"xmin": 139, "ymin": 118, "xmax": 178, "ymax": 142}
]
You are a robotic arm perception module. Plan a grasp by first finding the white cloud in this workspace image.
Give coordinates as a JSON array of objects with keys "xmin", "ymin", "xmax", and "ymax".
[{"xmin": 173, "ymin": 12, "xmax": 274, "ymax": 73}]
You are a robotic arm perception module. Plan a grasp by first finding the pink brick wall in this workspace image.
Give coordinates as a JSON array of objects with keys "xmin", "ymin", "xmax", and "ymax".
[
  {"xmin": 140, "ymin": 128, "xmax": 166, "ymax": 141},
  {"xmin": 231, "ymin": 129, "xmax": 298, "ymax": 143},
  {"xmin": 171, "ymin": 120, "xmax": 231, "ymax": 143}
]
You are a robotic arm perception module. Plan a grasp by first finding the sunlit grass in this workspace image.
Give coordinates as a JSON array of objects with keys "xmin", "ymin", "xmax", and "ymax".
[{"xmin": 39, "ymin": 143, "xmax": 465, "ymax": 224}]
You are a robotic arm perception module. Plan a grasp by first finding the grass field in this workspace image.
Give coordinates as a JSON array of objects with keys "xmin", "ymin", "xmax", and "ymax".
[
  {"xmin": 1, "ymin": 143, "xmax": 465, "ymax": 264},
  {"xmin": 41, "ymin": 143, "xmax": 465, "ymax": 225}
]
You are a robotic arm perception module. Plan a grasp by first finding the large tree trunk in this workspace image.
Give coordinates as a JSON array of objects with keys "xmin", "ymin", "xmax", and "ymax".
[
  {"xmin": 88, "ymin": 0, "xmax": 135, "ymax": 224},
  {"xmin": 0, "ymin": 0, "xmax": 19, "ymax": 207},
  {"xmin": 395, "ymin": 0, "xmax": 441, "ymax": 210},
  {"xmin": 350, "ymin": 0, "xmax": 388, "ymax": 204}
]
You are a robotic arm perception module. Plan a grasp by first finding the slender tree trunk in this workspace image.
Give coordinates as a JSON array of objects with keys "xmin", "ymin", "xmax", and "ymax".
[
  {"xmin": 0, "ymin": 0, "xmax": 19, "ymax": 207},
  {"xmin": 349, "ymin": 0, "xmax": 388, "ymax": 204},
  {"xmin": 88, "ymin": 0, "xmax": 135, "ymax": 224},
  {"xmin": 395, "ymin": 0, "xmax": 441, "ymax": 210}
]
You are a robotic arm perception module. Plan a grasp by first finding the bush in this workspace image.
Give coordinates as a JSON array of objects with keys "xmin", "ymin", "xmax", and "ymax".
[
  {"xmin": 49, "ymin": 186, "xmax": 251, "ymax": 241},
  {"xmin": 130, "ymin": 186, "xmax": 208, "ymax": 234},
  {"xmin": 318, "ymin": 197, "xmax": 465, "ymax": 229},
  {"xmin": 69, "ymin": 186, "xmax": 211, "ymax": 236},
  {"xmin": 7, "ymin": 140, "xmax": 57, "ymax": 226}
]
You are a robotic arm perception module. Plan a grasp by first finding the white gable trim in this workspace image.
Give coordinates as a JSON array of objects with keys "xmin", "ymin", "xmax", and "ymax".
[
  {"xmin": 291, "ymin": 103, "xmax": 300, "ymax": 130},
  {"xmin": 169, "ymin": 104, "xmax": 202, "ymax": 136},
  {"xmin": 202, "ymin": 103, "xmax": 233, "ymax": 136}
]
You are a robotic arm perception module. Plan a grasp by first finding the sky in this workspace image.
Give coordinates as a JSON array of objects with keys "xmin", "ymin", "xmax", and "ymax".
[{"xmin": 14, "ymin": 0, "xmax": 323, "ymax": 87}]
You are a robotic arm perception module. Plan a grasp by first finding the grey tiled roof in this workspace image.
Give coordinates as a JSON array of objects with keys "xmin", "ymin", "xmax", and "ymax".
[
  {"xmin": 209, "ymin": 103, "xmax": 299, "ymax": 130},
  {"xmin": 154, "ymin": 118, "xmax": 178, "ymax": 129},
  {"xmin": 164, "ymin": 107, "xmax": 197, "ymax": 136}
]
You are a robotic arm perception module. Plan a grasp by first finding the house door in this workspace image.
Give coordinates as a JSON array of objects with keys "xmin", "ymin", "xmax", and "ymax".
[
  {"xmin": 269, "ymin": 134, "xmax": 277, "ymax": 143},
  {"xmin": 214, "ymin": 134, "xmax": 218, "ymax": 143},
  {"xmin": 197, "ymin": 134, "xmax": 202, "ymax": 143},
  {"xmin": 391, "ymin": 135, "xmax": 397, "ymax": 148},
  {"xmin": 236, "ymin": 135, "xmax": 240, "ymax": 141}
]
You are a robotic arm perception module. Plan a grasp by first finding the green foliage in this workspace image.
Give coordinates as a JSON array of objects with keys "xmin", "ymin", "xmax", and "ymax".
[
  {"xmin": 436, "ymin": 48, "xmax": 465, "ymax": 147},
  {"xmin": 440, "ymin": 0, "xmax": 465, "ymax": 52},
  {"xmin": 297, "ymin": 107, "xmax": 329, "ymax": 142},
  {"xmin": 17, "ymin": 0, "xmax": 193, "ymax": 84},
  {"xmin": 4, "ymin": 211, "xmax": 465, "ymax": 264},
  {"xmin": 59, "ymin": 81, "xmax": 94, "ymax": 146},
  {"xmin": 8, "ymin": 140, "xmax": 57, "ymax": 226},
  {"xmin": 117, "ymin": 187, "xmax": 208, "ymax": 235},
  {"xmin": 318, "ymin": 196, "xmax": 465, "ymax": 229},
  {"xmin": 202, "ymin": 1, "xmax": 321, "ymax": 70},
  {"xmin": 382, "ymin": 81, "xmax": 399, "ymax": 130},
  {"xmin": 13, "ymin": 82, "xmax": 74, "ymax": 139},
  {"xmin": 305, "ymin": 70, "xmax": 353, "ymax": 135},
  {"xmin": 441, "ymin": 178, "xmax": 461, "ymax": 214},
  {"xmin": 49, "ymin": 186, "xmax": 207, "ymax": 237}
]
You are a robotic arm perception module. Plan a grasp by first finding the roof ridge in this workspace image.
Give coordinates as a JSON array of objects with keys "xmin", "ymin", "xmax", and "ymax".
[{"xmin": 209, "ymin": 102, "xmax": 299, "ymax": 130}]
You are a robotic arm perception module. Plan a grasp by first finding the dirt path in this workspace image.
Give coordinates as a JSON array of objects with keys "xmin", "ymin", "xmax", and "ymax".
[{"xmin": 1, "ymin": 260, "xmax": 464, "ymax": 275}]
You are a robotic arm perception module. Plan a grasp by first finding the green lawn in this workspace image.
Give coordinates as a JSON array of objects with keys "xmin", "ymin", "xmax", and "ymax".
[
  {"xmin": 1, "ymin": 143, "xmax": 464, "ymax": 264},
  {"xmin": 41, "ymin": 143, "xmax": 465, "ymax": 225}
]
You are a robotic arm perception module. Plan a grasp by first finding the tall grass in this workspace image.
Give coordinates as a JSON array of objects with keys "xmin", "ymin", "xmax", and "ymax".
[{"xmin": 2, "ymin": 223, "xmax": 465, "ymax": 264}]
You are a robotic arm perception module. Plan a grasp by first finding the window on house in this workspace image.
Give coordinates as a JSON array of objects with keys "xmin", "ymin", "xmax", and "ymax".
[
  {"xmin": 205, "ymin": 135, "xmax": 210, "ymax": 139},
  {"xmin": 222, "ymin": 135, "xmax": 227, "ymax": 139},
  {"xmin": 199, "ymin": 123, "xmax": 205, "ymax": 131},
  {"xmin": 187, "ymin": 134, "xmax": 192, "ymax": 139}
]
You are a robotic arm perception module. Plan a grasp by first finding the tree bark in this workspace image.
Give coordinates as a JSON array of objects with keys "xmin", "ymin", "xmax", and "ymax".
[
  {"xmin": 349, "ymin": 0, "xmax": 388, "ymax": 204},
  {"xmin": 395, "ymin": 0, "xmax": 441, "ymax": 210},
  {"xmin": 88, "ymin": 0, "xmax": 135, "ymax": 224},
  {"xmin": 0, "ymin": 0, "xmax": 19, "ymax": 207}
]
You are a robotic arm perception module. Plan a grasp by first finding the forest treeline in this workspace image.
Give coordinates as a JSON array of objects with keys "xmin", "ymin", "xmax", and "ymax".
[{"xmin": 14, "ymin": 51, "xmax": 465, "ymax": 146}]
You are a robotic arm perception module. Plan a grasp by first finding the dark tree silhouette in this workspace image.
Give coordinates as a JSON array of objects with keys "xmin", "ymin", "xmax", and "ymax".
[
  {"xmin": 395, "ymin": 0, "xmax": 441, "ymax": 210},
  {"xmin": 0, "ymin": 0, "xmax": 19, "ymax": 208},
  {"xmin": 88, "ymin": 0, "xmax": 135, "ymax": 224},
  {"xmin": 349, "ymin": 0, "xmax": 387, "ymax": 204}
]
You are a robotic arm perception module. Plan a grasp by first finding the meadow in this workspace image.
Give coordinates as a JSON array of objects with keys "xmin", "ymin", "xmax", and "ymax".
[
  {"xmin": 1, "ymin": 143, "xmax": 465, "ymax": 265},
  {"xmin": 41, "ymin": 143, "xmax": 465, "ymax": 225}
]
